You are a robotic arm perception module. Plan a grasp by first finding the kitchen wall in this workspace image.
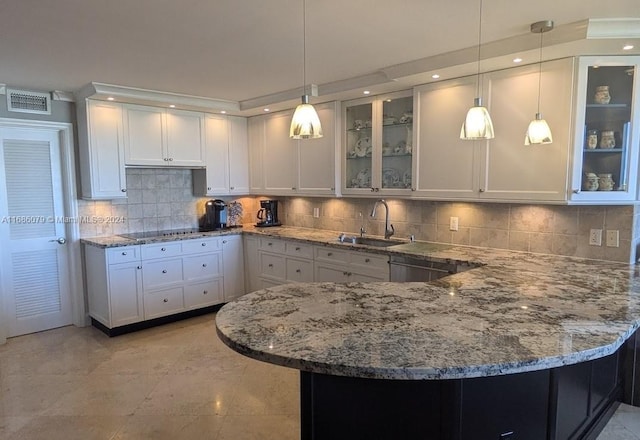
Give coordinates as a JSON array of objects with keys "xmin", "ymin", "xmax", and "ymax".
[
  {"xmin": 77, "ymin": 170, "xmax": 639, "ymax": 263},
  {"xmin": 77, "ymin": 168, "xmax": 258, "ymax": 238},
  {"xmin": 281, "ymin": 197, "xmax": 639, "ymax": 263}
]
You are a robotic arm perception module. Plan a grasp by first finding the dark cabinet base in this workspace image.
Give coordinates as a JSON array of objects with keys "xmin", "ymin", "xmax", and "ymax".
[{"xmin": 300, "ymin": 352, "xmax": 622, "ymax": 440}]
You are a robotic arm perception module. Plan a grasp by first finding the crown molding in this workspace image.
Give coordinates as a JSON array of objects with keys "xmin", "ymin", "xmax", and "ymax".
[{"xmin": 586, "ymin": 18, "xmax": 640, "ymax": 39}]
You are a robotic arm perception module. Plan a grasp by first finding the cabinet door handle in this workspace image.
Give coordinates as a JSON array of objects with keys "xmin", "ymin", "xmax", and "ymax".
[
  {"xmin": 202, "ymin": 263, "xmax": 207, "ymax": 267},
  {"xmin": 347, "ymin": 272, "xmax": 352, "ymax": 276},
  {"xmin": 201, "ymin": 242, "xmax": 206, "ymax": 246},
  {"xmin": 163, "ymin": 158, "xmax": 168, "ymax": 161},
  {"xmin": 121, "ymin": 188, "xmax": 127, "ymax": 192},
  {"xmin": 479, "ymin": 188, "xmax": 485, "ymax": 193},
  {"xmin": 268, "ymin": 263, "xmax": 273, "ymax": 268},
  {"xmin": 296, "ymin": 269, "xmax": 301, "ymax": 273},
  {"xmin": 207, "ymin": 187, "xmax": 212, "ymax": 191},
  {"xmin": 168, "ymin": 158, "xmax": 173, "ymax": 161},
  {"xmin": 230, "ymin": 186, "xmax": 235, "ymax": 190},
  {"xmin": 292, "ymin": 187, "xmax": 297, "ymax": 190},
  {"xmin": 203, "ymin": 290, "xmax": 208, "ymax": 295},
  {"xmin": 365, "ymin": 258, "xmax": 370, "ymax": 263},
  {"xmin": 343, "ymin": 271, "xmax": 348, "ymax": 276},
  {"xmin": 327, "ymin": 252, "xmax": 333, "ymax": 256},
  {"xmin": 295, "ymin": 247, "xmax": 300, "ymax": 251},
  {"xmin": 137, "ymin": 265, "xmax": 142, "ymax": 270},
  {"xmin": 371, "ymin": 187, "xmax": 375, "ymax": 192},
  {"xmin": 161, "ymin": 247, "xmax": 166, "ymax": 251},
  {"xmin": 223, "ymin": 240, "xmax": 227, "ymax": 244},
  {"xmin": 162, "ymin": 269, "xmax": 167, "ymax": 273},
  {"xmin": 573, "ymin": 189, "xmax": 581, "ymax": 194},
  {"xmin": 268, "ymin": 242, "xmax": 273, "ymax": 246},
  {"xmin": 163, "ymin": 298, "xmax": 168, "ymax": 303},
  {"xmin": 375, "ymin": 188, "xmax": 380, "ymax": 192},
  {"xmin": 122, "ymin": 252, "xmax": 127, "ymax": 255}
]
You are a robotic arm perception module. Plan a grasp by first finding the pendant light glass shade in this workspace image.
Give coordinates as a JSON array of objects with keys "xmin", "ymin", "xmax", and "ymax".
[
  {"xmin": 290, "ymin": 94, "xmax": 323, "ymax": 139},
  {"xmin": 460, "ymin": 97, "xmax": 494, "ymax": 140},
  {"xmin": 525, "ymin": 20, "xmax": 554, "ymax": 145},
  {"xmin": 289, "ymin": 0, "xmax": 322, "ymax": 139},
  {"xmin": 525, "ymin": 113, "xmax": 552, "ymax": 145},
  {"xmin": 461, "ymin": 0, "xmax": 494, "ymax": 140}
]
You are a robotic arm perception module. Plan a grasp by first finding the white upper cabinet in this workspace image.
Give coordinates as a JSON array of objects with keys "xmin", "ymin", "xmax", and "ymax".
[
  {"xmin": 342, "ymin": 91, "xmax": 414, "ymax": 196},
  {"xmin": 248, "ymin": 102, "xmax": 338, "ymax": 196},
  {"xmin": 413, "ymin": 58, "xmax": 574, "ymax": 202},
  {"xmin": 77, "ymin": 99, "xmax": 127, "ymax": 200},
  {"xmin": 479, "ymin": 58, "xmax": 574, "ymax": 201},
  {"xmin": 569, "ymin": 56, "xmax": 640, "ymax": 203},
  {"xmin": 123, "ymin": 104, "xmax": 205, "ymax": 167},
  {"xmin": 193, "ymin": 114, "xmax": 249, "ymax": 196}
]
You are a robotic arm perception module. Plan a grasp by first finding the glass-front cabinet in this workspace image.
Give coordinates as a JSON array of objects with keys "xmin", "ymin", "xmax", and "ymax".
[
  {"xmin": 571, "ymin": 56, "xmax": 640, "ymax": 202},
  {"xmin": 343, "ymin": 91, "xmax": 414, "ymax": 195}
]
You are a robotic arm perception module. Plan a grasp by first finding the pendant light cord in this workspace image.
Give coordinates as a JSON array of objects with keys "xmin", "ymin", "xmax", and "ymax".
[
  {"xmin": 476, "ymin": 0, "xmax": 483, "ymax": 98},
  {"xmin": 302, "ymin": 0, "xmax": 307, "ymax": 97},
  {"xmin": 536, "ymin": 30, "xmax": 543, "ymax": 114}
]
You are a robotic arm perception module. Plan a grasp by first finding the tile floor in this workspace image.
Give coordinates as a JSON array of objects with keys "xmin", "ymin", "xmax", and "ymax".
[{"xmin": 0, "ymin": 314, "xmax": 638, "ymax": 440}]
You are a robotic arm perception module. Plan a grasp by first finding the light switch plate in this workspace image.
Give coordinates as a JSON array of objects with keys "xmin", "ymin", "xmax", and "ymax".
[
  {"xmin": 313, "ymin": 207, "xmax": 320, "ymax": 218},
  {"xmin": 606, "ymin": 230, "xmax": 619, "ymax": 247},
  {"xmin": 449, "ymin": 217, "xmax": 459, "ymax": 231}
]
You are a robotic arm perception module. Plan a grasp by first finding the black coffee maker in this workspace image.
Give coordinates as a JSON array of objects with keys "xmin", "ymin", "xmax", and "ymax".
[
  {"xmin": 202, "ymin": 199, "xmax": 227, "ymax": 231},
  {"xmin": 256, "ymin": 199, "xmax": 281, "ymax": 227}
]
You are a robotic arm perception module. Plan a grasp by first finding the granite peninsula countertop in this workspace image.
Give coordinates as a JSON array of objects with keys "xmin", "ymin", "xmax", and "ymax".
[{"xmin": 214, "ymin": 226, "xmax": 640, "ymax": 380}]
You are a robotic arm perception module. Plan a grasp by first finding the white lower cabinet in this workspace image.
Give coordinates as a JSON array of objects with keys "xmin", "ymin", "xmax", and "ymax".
[
  {"xmin": 84, "ymin": 234, "xmax": 245, "ymax": 331},
  {"xmin": 222, "ymin": 235, "xmax": 246, "ymax": 301},
  {"xmin": 313, "ymin": 245, "xmax": 389, "ymax": 282},
  {"xmin": 246, "ymin": 236, "xmax": 390, "ymax": 288}
]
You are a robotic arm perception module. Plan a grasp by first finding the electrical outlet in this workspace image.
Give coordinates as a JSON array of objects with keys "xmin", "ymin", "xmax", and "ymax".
[
  {"xmin": 449, "ymin": 216, "xmax": 459, "ymax": 231},
  {"xmin": 589, "ymin": 229, "xmax": 602, "ymax": 246},
  {"xmin": 606, "ymin": 230, "xmax": 620, "ymax": 247},
  {"xmin": 313, "ymin": 207, "xmax": 320, "ymax": 218}
]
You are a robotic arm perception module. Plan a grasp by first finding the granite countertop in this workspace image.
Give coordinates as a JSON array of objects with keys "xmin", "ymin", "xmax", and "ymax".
[
  {"xmin": 215, "ymin": 226, "xmax": 640, "ymax": 380},
  {"xmin": 81, "ymin": 228, "xmax": 244, "ymax": 248}
]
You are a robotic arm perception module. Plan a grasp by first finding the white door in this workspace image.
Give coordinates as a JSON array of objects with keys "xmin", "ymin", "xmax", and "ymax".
[{"xmin": 0, "ymin": 127, "xmax": 73, "ymax": 337}]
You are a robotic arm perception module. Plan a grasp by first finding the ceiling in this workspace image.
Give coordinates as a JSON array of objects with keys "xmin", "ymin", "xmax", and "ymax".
[{"xmin": 1, "ymin": 0, "xmax": 639, "ymax": 115}]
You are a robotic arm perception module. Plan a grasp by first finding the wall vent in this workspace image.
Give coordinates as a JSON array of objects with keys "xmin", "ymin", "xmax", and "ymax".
[{"xmin": 6, "ymin": 89, "xmax": 51, "ymax": 115}]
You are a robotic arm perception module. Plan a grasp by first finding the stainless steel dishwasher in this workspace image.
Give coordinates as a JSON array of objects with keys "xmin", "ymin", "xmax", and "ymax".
[{"xmin": 389, "ymin": 255, "xmax": 463, "ymax": 282}]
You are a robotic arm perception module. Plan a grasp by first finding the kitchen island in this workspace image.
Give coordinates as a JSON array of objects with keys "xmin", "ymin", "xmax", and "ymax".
[{"xmin": 216, "ymin": 241, "xmax": 640, "ymax": 440}]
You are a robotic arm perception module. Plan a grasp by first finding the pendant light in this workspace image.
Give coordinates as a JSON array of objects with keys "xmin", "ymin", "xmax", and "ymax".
[
  {"xmin": 290, "ymin": 0, "xmax": 323, "ymax": 139},
  {"xmin": 525, "ymin": 20, "xmax": 554, "ymax": 145},
  {"xmin": 460, "ymin": 0, "xmax": 494, "ymax": 140}
]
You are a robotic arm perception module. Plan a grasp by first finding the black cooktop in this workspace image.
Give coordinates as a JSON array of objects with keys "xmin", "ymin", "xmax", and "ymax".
[{"xmin": 119, "ymin": 226, "xmax": 241, "ymax": 241}]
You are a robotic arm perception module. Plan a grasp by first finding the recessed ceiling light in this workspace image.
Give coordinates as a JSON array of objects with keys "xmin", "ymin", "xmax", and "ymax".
[
  {"xmin": 431, "ymin": 74, "xmax": 440, "ymax": 79},
  {"xmin": 386, "ymin": 99, "xmax": 392, "ymax": 102},
  {"xmin": 363, "ymin": 90, "xmax": 370, "ymax": 95},
  {"xmin": 623, "ymin": 44, "xmax": 634, "ymax": 51},
  {"xmin": 169, "ymin": 104, "xmax": 176, "ymax": 108},
  {"xmin": 220, "ymin": 110, "xmax": 227, "ymax": 114},
  {"xmin": 513, "ymin": 57, "xmax": 523, "ymax": 63},
  {"xmin": 107, "ymin": 97, "xmax": 114, "ymax": 101},
  {"xmin": 264, "ymin": 108, "xmax": 270, "ymax": 112}
]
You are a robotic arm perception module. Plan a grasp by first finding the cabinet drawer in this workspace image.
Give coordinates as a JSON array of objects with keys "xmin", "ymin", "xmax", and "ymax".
[
  {"xmin": 350, "ymin": 252, "xmax": 389, "ymax": 272},
  {"xmin": 144, "ymin": 287, "xmax": 184, "ymax": 319},
  {"xmin": 259, "ymin": 238, "xmax": 286, "ymax": 254},
  {"xmin": 259, "ymin": 253, "xmax": 286, "ymax": 280},
  {"xmin": 184, "ymin": 279, "xmax": 224, "ymax": 309},
  {"xmin": 141, "ymin": 242, "xmax": 182, "ymax": 260},
  {"xmin": 142, "ymin": 258, "xmax": 183, "ymax": 290},
  {"xmin": 314, "ymin": 246, "xmax": 349, "ymax": 264},
  {"xmin": 285, "ymin": 241, "xmax": 313, "ymax": 259},
  {"xmin": 350, "ymin": 271, "xmax": 388, "ymax": 282},
  {"xmin": 183, "ymin": 253, "xmax": 222, "ymax": 281},
  {"xmin": 107, "ymin": 246, "xmax": 140, "ymax": 264},
  {"xmin": 286, "ymin": 258, "xmax": 314, "ymax": 283},
  {"xmin": 314, "ymin": 263, "xmax": 349, "ymax": 283},
  {"xmin": 182, "ymin": 237, "xmax": 220, "ymax": 254}
]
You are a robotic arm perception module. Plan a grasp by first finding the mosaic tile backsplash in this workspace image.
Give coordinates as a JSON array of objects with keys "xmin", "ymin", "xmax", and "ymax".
[{"xmin": 77, "ymin": 168, "xmax": 639, "ymax": 263}]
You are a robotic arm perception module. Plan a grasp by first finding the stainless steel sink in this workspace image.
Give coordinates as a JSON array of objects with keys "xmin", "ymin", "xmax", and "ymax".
[{"xmin": 338, "ymin": 235, "xmax": 405, "ymax": 247}]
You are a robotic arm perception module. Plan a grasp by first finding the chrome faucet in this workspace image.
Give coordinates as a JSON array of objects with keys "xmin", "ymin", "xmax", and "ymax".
[{"xmin": 370, "ymin": 199, "xmax": 394, "ymax": 239}]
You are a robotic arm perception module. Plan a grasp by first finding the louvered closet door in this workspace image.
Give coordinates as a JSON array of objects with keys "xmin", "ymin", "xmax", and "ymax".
[{"xmin": 0, "ymin": 128, "xmax": 72, "ymax": 337}]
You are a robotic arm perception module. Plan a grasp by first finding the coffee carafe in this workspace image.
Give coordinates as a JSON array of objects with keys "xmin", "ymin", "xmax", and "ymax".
[{"xmin": 256, "ymin": 199, "xmax": 281, "ymax": 227}]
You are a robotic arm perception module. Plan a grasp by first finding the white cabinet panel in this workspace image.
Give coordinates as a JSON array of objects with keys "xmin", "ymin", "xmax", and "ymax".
[
  {"xmin": 106, "ymin": 245, "xmax": 140, "ymax": 264},
  {"xmin": 144, "ymin": 287, "xmax": 184, "ymax": 319},
  {"xmin": 264, "ymin": 110, "xmax": 298, "ymax": 192},
  {"xmin": 222, "ymin": 235, "xmax": 246, "ymax": 301},
  {"xmin": 142, "ymin": 258, "xmax": 183, "ymax": 290},
  {"xmin": 286, "ymin": 258, "xmax": 314, "ymax": 283},
  {"xmin": 243, "ymin": 235, "xmax": 260, "ymax": 293},
  {"xmin": 298, "ymin": 102, "xmax": 338, "ymax": 194},
  {"xmin": 184, "ymin": 253, "xmax": 222, "ymax": 281},
  {"xmin": 228, "ymin": 116, "xmax": 250, "ymax": 194},
  {"xmin": 141, "ymin": 242, "xmax": 182, "ymax": 259},
  {"xmin": 78, "ymin": 100, "xmax": 127, "ymax": 200},
  {"xmin": 184, "ymin": 279, "xmax": 224, "ymax": 309},
  {"xmin": 166, "ymin": 109, "xmax": 205, "ymax": 166},
  {"xmin": 260, "ymin": 252, "xmax": 286, "ymax": 280},
  {"xmin": 123, "ymin": 104, "xmax": 165, "ymax": 166},
  {"xmin": 108, "ymin": 262, "xmax": 144, "ymax": 326}
]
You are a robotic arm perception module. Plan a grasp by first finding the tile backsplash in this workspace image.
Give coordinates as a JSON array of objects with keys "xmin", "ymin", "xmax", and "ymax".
[
  {"xmin": 280, "ymin": 197, "xmax": 638, "ymax": 263},
  {"xmin": 78, "ymin": 170, "xmax": 638, "ymax": 263},
  {"xmin": 77, "ymin": 168, "xmax": 258, "ymax": 238}
]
